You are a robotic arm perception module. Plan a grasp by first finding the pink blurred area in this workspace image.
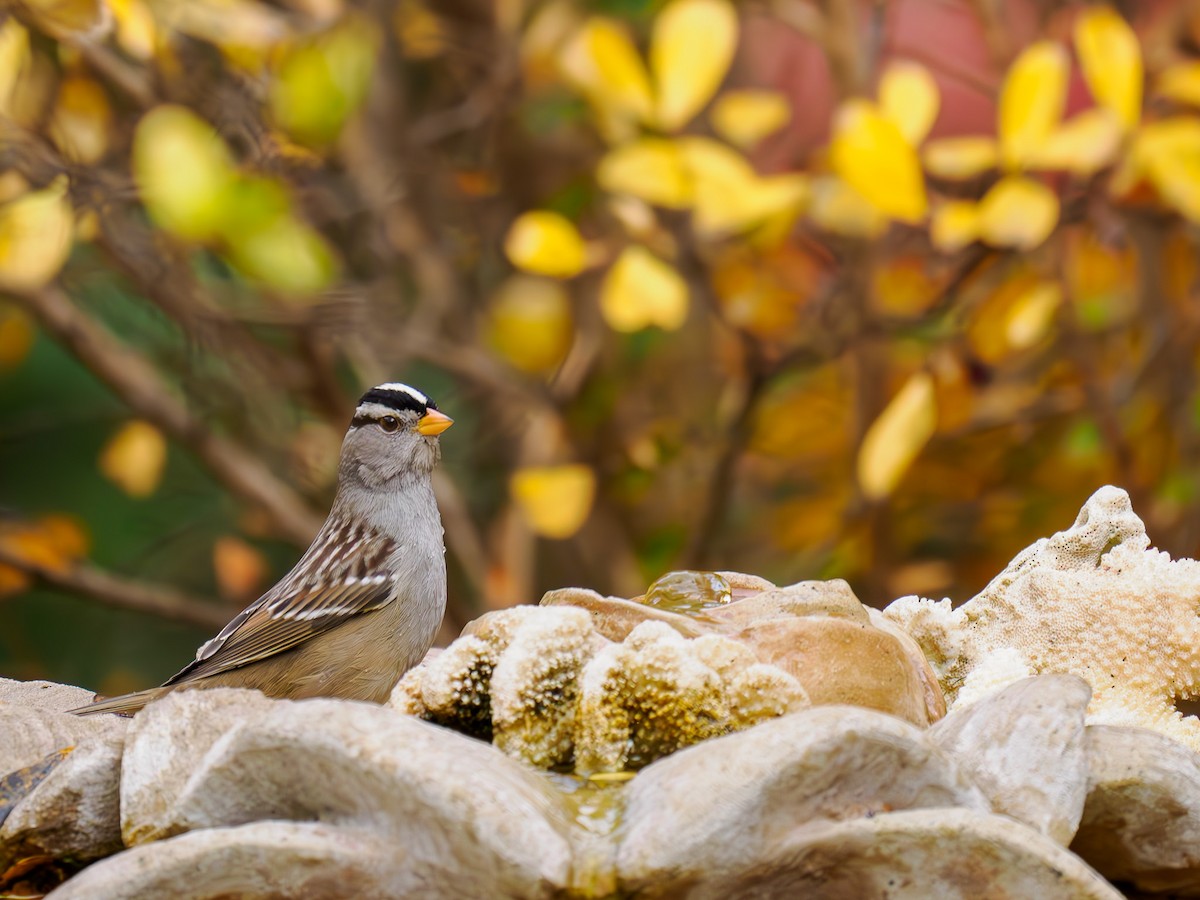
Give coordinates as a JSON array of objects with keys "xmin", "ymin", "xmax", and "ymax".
[{"xmin": 739, "ymin": 0, "xmax": 1179, "ymax": 171}]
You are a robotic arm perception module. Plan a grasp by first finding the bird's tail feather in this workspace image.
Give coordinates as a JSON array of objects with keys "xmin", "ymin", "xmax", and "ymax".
[{"xmin": 68, "ymin": 686, "xmax": 173, "ymax": 717}]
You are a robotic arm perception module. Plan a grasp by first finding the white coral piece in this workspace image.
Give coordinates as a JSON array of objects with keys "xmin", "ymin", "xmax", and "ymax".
[
  {"xmin": 394, "ymin": 611, "xmax": 809, "ymax": 773},
  {"xmin": 884, "ymin": 486, "xmax": 1200, "ymax": 752}
]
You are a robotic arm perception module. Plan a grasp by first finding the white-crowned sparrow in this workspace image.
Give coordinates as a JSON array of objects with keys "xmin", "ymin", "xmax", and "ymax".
[{"xmin": 72, "ymin": 382, "xmax": 452, "ymax": 716}]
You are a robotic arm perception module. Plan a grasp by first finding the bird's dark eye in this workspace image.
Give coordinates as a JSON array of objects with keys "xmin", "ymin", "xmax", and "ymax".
[{"xmin": 379, "ymin": 415, "xmax": 400, "ymax": 433}]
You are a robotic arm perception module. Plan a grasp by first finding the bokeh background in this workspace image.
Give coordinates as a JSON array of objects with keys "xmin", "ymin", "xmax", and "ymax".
[{"xmin": 2, "ymin": 0, "xmax": 1200, "ymax": 695}]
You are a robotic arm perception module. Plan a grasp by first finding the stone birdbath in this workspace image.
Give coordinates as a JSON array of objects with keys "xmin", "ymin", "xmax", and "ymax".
[{"xmin": 1, "ymin": 486, "xmax": 1199, "ymax": 897}]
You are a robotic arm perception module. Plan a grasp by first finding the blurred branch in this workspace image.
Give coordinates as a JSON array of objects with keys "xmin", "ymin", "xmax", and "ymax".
[
  {"xmin": 70, "ymin": 37, "xmax": 156, "ymax": 108},
  {"xmin": 9, "ymin": 285, "xmax": 324, "ymax": 546},
  {"xmin": 684, "ymin": 361, "xmax": 770, "ymax": 568},
  {"xmin": 0, "ymin": 548, "xmax": 229, "ymax": 630}
]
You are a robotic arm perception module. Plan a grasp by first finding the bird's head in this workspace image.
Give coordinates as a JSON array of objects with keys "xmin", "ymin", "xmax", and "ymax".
[{"xmin": 339, "ymin": 383, "xmax": 453, "ymax": 488}]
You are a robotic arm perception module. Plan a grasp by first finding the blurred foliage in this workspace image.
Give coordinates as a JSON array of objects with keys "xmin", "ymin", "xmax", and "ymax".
[{"xmin": 3, "ymin": 0, "xmax": 1200, "ymax": 692}]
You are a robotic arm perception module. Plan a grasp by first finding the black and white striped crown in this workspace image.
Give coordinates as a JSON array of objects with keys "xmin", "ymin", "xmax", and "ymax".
[{"xmin": 351, "ymin": 384, "xmax": 439, "ymax": 429}]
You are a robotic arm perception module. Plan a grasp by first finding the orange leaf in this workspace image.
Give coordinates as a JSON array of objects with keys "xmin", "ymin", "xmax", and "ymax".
[{"xmin": 213, "ymin": 535, "xmax": 268, "ymax": 602}]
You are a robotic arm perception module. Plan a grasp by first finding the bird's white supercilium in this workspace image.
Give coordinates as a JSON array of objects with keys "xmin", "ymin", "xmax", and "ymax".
[{"xmin": 73, "ymin": 383, "xmax": 452, "ymax": 716}]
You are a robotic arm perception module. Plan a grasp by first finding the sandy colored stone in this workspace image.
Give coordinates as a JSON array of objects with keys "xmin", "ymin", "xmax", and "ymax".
[
  {"xmin": 619, "ymin": 808, "xmax": 1120, "ymax": 899},
  {"xmin": 120, "ymin": 689, "xmax": 576, "ymax": 895},
  {"xmin": 1, "ymin": 736, "xmax": 123, "ymax": 869},
  {"xmin": 0, "ymin": 682, "xmax": 127, "ymax": 775},
  {"xmin": 885, "ymin": 486, "xmax": 1200, "ymax": 751},
  {"xmin": 1071, "ymin": 724, "xmax": 1200, "ymax": 895},
  {"xmin": 929, "ymin": 674, "xmax": 1091, "ymax": 845},
  {"xmin": 0, "ymin": 677, "xmax": 98, "ymax": 713},
  {"xmin": 540, "ymin": 587, "xmax": 710, "ymax": 641},
  {"xmin": 46, "ymin": 819, "xmax": 567, "ymax": 899},
  {"xmin": 618, "ymin": 705, "xmax": 988, "ymax": 884}
]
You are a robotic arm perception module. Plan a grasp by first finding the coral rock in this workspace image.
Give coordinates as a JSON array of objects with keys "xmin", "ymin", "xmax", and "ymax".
[
  {"xmin": 547, "ymin": 576, "xmax": 944, "ymax": 728},
  {"xmin": 575, "ymin": 622, "xmax": 809, "ymax": 773},
  {"xmin": 885, "ymin": 486, "xmax": 1200, "ymax": 751},
  {"xmin": 395, "ymin": 608, "xmax": 810, "ymax": 773}
]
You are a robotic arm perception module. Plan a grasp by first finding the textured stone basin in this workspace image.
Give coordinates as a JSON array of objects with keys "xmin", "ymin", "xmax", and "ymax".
[{"xmin": 0, "ymin": 486, "xmax": 1197, "ymax": 897}]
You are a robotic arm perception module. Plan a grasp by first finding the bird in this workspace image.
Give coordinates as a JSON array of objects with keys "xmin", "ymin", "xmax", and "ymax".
[{"xmin": 72, "ymin": 382, "xmax": 452, "ymax": 716}]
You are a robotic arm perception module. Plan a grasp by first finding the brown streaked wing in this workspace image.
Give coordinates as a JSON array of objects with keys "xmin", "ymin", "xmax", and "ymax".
[
  {"xmin": 164, "ymin": 521, "xmax": 399, "ymax": 685},
  {"xmin": 164, "ymin": 575, "xmax": 397, "ymax": 684}
]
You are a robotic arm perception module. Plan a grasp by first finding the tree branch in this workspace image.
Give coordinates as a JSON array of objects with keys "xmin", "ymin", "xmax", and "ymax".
[
  {"xmin": 10, "ymin": 286, "xmax": 324, "ymax": 546},
  {"xmin": 0, "ymin": 548, "xmax": 230, "ymax": 630}
]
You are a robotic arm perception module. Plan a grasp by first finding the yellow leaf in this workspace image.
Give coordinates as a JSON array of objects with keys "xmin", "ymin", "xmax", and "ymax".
[
  {"xmin": 857, "ymin": 372, "xmax": 937, "ymax": 501},
  {"xmin": 521, "ymin": 2, "xmax": 581, "ymax": 87},
  {"xmin": 270, "ymin": 16, "xmax": 381, "ymax": 147},
  {"xmin": 0, "ymin": 304, "xmax": 34, "ymax": 370},
  {"xmin": 0, "ymin": 177, "xmax": 74, "ymax": 292},
  {"xmin": 977, "ymin": 175, "xmax": 1059, "ymax": 250},
  {"xmin": 19, "ymin": 0, "xmax": 110, "ymax": 40},
  {"xmin": 0, "ymin": 19, "xmax": 30, "ymax": 116},
  {"xmin": 1158, "ymin": 62, "xmax": 1200, "ymax": 108},
  {"xmin": 99, "ymin": 421, "xmax": 167, "ymax": 498},
  {"xmin": 930, "ymin": 200, "xmax": 980, "ymax": 252},
  {"xmin": 677, "ymin": 137, "xmax": 809, "ymax": 235},
  {"xmin": 600, "ymin": 245, "xmax": 688, "ymax": 332},
  {"xmin": 49, "ymin": 76, "xmax": 112, "ymax": 165},
  {"xmin": 807, "ymin": 175, "xmax": 888, "ymax": 238},
  {"xmin": 487, "ymin": 275, "xmax": 574, "ymax": 373},
  {"xmin": 505, "ymin": 211, "xmax": 587, "ymax": 278},
  {"xmin": 710, "ymin": 90, "xmax": 790, "ymax": 149},
  {"xmin": 560, "ymin": 17, "xmax": 654, "ymax": 125},
  {"xmin": 1074, "ymin": 6, "xmax": 1141, "ymax": 132},
  {"xmin": 134, "ymin": 105, "xmax": 235, "ymax": 241},
  {"xmin": 226, "ymin": 214, "xmax": 338, "ymax": 298},
  {"xmin": 107, "ymin": 0, "xmax": 156, "ymax": 60},
  {"xmin": 511, "ymin": 464, "xmax": 596, "ymax": 539},
  {"xmin": 213, "ymin": 535, "xmax": 268, "ymax": 601},
  {"xmin": 1026, "ymin": 108, "xmax": 1121, "ymax": 173},
  {"xmin": 597, "ymin": 139, "xmax": 691, "ymax": 208},
  {"xmin": 1132, "ymin": 118, "xmax": 1200, "ymax": 221},
  {"xmin": 998, "ymin": 41, "xmax": 1068, "ymax": 169},
  {"xmin": 831, "ymin": 99, "xmax": 927, "ymax": 223},
  {"xmin": 922, "ymin": 136, "xmax": 999, "ymax": 180},
  {"xmin": 1004, "ymin": 280, "xmax": 1062, "ymax": 350},
  {"xmin": 879, "ymin": 61, "xmax": 940, "ymax": 145},
  {"xmin": 650, "ymin": 0, "xmax": 738, "ymax": 131}
]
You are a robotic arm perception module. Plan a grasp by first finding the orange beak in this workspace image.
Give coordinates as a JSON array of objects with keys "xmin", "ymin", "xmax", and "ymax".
[{"xmin": 416, "ymin": 408, "xmax": 454, "ymax": 436}]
